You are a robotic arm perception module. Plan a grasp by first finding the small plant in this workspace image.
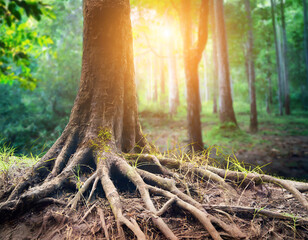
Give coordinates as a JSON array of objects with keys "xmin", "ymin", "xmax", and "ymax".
[{"xmin": 252, "ymin": 206, "xmax": 266, "ymax": 222}]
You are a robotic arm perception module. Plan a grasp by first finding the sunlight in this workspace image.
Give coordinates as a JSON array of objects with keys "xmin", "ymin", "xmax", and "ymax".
[{"xmin": 162, "ymin": 26, "xmax": 172, "ymax": 39}]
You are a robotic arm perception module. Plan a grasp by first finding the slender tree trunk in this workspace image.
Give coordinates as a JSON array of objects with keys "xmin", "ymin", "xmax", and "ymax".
[
  {"xmin": 303, "ymin": 0, "xmax": 308, "ymax": 87},
  {"xmin": 266, "ymin": 52, "xmax": 273, "ymax": 114},
  {"xmin": 280, "ymin": 0, "xmax": 290, "ymax": 115},
  {"xmin": 245, "ymin": 0, "xmax": 258, "ymax": 133},
  {"xmin": 168, "ymin": 36, "xmax": 179, "ymax": 116},
  {"xmin": 211, "ymin": 0, "xmax": 218, "ymax": 114},
  {"xmin": 179, "ymin": 0, "xmax": 209, "ymax": 151},
  {"xmin": 203, "ymin": 52, "xmax": 209, "ymax": 102},
  {"xmin": 270, "ymin": 0, "xmax": 284, "ymax": 115},
  {"xmin": 214, "ymin": 0, "xmax": 237, "ymax": 125}
]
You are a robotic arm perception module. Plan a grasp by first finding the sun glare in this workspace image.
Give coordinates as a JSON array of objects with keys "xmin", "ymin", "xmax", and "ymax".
[{"xmin": 162, "ymin": 26, "xmax": 172, "ymax": 39}]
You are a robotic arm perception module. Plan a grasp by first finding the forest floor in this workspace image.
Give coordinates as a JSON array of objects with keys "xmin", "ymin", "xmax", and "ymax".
[
  {"xmin": 139, "ymin": 109, "xmax": 308, "ymax": 181},
  {"xmin": 1, "ymin": 109, "xmax": 308, "ymax": 239},
  {"xmin": 1, "ymin": 160, "xmax": 308, "ymax": 239}
]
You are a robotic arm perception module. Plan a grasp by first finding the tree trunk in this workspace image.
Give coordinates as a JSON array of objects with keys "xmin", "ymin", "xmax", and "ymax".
[
  {"xmin": 280, "ymin": 0, "xmax": 290, "ymax": 115},
  {"xmin": 203, "ymin": 52, "xmax": 209, "ymax": 102},
  {"xmin": 168, "ymin": 36, "xmax": 179, "ymax": 116},
  {"xmin": 245, "ymin": 0, "xmax": 258, "ymax": 133},
  {"xmin": 270, "ymin": 0, "xmax": 284, "ymax": 115},
  {"xmin": 180, "ymin": 0, "xmax": 209, "ymax": 152},
  {"xmin": 211, "ymin": 0, "xmax": 218, "ymax": 114},
  {"xmin": 303, "ymin": 0, "xmax": 308, "ymax": 87},
  {"xmin": 214, "ymin": 0, "xmax": 237, "ymax": 125},
  {"xmin": 266, "ymin": 52, "xmax": 273, "ymax": 114}
]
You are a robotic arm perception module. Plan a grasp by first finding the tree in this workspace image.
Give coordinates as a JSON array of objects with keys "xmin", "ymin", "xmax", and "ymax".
[
  {"xmin": 214, "ymin": 0, "xmax": 237, "ymax": 125},
  {"xmin": 244, "ymin": 0, "xmax": 258, "ymax": 133},
  {"xmin": 179, "ymin": 0, "xmax": 210, "ymax": 151},
  {"xmin": 211, "ymin": 0, "xmax": 218, "ymax": 114},
  {"xmin": 0, "ymin": 1, "xmax": 248, "ymax": 239},
  {"xmin": 270, "ymin": 0, "xmax": 284, "ymax": 115},
  {"xmin": 280, "ymin": 0, "xmax": 291, "ymax": 115}
]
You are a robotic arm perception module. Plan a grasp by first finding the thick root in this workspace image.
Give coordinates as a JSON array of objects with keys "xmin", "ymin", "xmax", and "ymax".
[
  {"xmin": 130, "ymin": 154, "xmax": 237, "ymax": 196},
  {"xmin": 115, "ymin": 156, "xmax": 178, "ymax": 240},
  {"xmin": 99, "ymin": 159, "xmax": 146, "ymax": 240},
  {"xmin": 2, "ymin": 149, "xmax": 307, "ymax": 239},
  {"xmin": 137, "ymin": 169, "xmax": 245, "ymax": 239},
  {"xmin": 203, "ymin": 204, "xmax": 308, "ymax": 226},
  {"xmin": 206, "ymin": 166, "xmax": 308, "ymax": 212},
  {"xmin": 157, "ymin": 156, "xmax": 308, "ymax": 212}
]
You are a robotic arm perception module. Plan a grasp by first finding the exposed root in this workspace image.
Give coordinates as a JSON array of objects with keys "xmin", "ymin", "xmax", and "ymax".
[
  {"xmin": 203, "ymin": 205, "xmax": 308, "ymax": 226},
  {"xmin": 47, "ymin": 131, "xmax": 78, "ymax": 179},
  {"xmin": 2, "ymin": 149, "xmax": 308, "ymax": 239},
  {"xmin": 137, "ymin": 168, "xmax": 245, "ymax": 239},
  {"xmin": 68, "ymin": 172, "xmax": 97, "ymax": 209},
  {"xmin": 99, "ymin": 159, "xmax": 146, "ymax": 240},
  {"xmin": 115, "ymin": 156, "xmax": 178, "ymax": 240},
  {"xmin": 131, "ymin": 154, "xmax": 237, "ymax": 196},
  {"xmin": 87, "ymin": 176, "xmax": 99, "ymax": 204},
  {"xmin": 147, "ymin": 185, "xmax": 244, "ymax": 240},
  {"xmin": 156, "ymin": 156, "xmax": 308, "ymax": 212},
  {"xmin": 206, "ymin": 166, "xmax": 308, "ymax": 212},
  {"xmin": 80, "ymin": 202, "xmax": 98, "ymax": 223},
  {"xmin": 97, "ymin": 206, "xmax": 110, "ymax": 240}
]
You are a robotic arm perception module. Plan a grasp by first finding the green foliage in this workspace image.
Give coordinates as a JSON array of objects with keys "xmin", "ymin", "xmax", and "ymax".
[{"xmin": 0, "ymin": 0, "xmax": 54, "ymax": 89}]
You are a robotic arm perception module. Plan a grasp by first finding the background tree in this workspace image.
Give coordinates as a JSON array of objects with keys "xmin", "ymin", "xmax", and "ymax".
[
  {"xmin": 280, "ymin": 0, "xmax": 291, "ymax": 115},
  {"xmin": 179, "ymin": 0, "xmax": 209, "ymax": 151},
  {"xmin": 214, "ymin": 0, "xmax": 237, "ymax": 125},
  {"xmin": 271, "ymin": 0, "xmax": 284, "ymax": 115},
  {"xmin": 244, "ymin": 0, "xmax": 258, "ymax": 133}
]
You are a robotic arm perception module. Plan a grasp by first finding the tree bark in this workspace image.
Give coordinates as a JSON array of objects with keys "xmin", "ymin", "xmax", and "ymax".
[
  {"xmin": 214, "ymin": 0, "xmax": 237, "ymax": 125},
  {"xmin": 244, "ymin": 0, "xmax": 258, "ymax": 133},
  {"xmin": 270, "ymin": 0, "xmax": 284, "ymax": 115},
  {"xmin": 280, "ymin": 0, "xmax": 291, "ymax": 115},
  {"xmin": 180, "ymin": 0, "xmax": 210, "ymax": 151}
]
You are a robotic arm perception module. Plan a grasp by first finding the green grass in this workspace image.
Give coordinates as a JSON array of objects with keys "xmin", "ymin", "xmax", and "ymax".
[
  {"xmin": 0, "ymin": 140, "xmax": 40, "ymax": 175},
  {"xmin": 139, "ymin": 102, "xmax": 308, "ymax": 155}
]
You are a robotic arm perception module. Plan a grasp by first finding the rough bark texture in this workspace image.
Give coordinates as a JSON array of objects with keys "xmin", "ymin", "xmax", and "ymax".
[
  {"xmin": 214, "ymin": 0, "xmax": 237, "ymax": 125},
  {"xmin": 180, "ymin": 0, "xmax": 209, "ymax": 152},
  {"xmin": 244, "ymin": 0, "xmax": 258, "ymax": 133}
]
